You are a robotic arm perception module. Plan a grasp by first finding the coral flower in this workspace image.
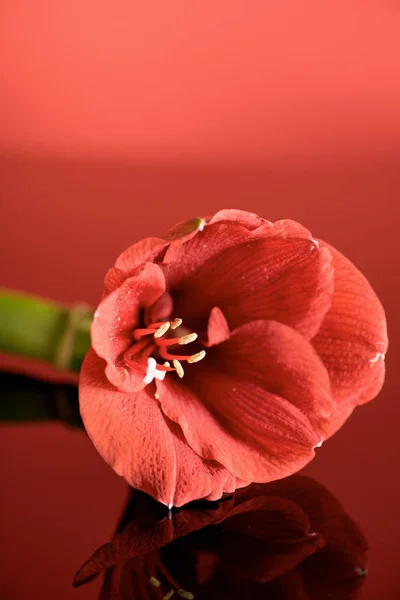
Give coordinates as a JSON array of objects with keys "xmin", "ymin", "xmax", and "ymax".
[
  {"xmin": 74, "ymin": 475, "xmax": 369, "ymax": 599},
  {"xmin": 79, "ymin": 210, "xmax": 388, "ymax": 507}
]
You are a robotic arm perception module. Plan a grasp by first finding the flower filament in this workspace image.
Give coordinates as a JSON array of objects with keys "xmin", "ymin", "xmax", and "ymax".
[{"xmin": 134, "ymin": 318, "xmax": 206, "ymax": 383}]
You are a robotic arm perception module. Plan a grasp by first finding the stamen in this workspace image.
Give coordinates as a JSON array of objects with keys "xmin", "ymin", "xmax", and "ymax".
[
  {"xmin": 163, "ymin": 590, "xmax": 175, "ymax": 600},
  {"xmin": 133, "ymin": 327, "xmax": 157, "ymax": 340},
  {"xmin": 154, "ymin": 322, "xmax": 171, "ymax": 338},
  {"xmin": 177, "ymin": 590, "xmax": 194, "ymax": 600},
  {"xmin": 147, "ymin": 321, "xmax": 170, "ymax": 329},
  {"xmin": 149, "ymin": 576, "xmax": 161, "ymax": 588},
  {"xmin": 159, "ymin": 348, "xmax": 190, "ymax": 362},
  {"xmin": 133, "ymin": 317, "xmax": 204, "ymax": 386},
  {"xmin": 155, "ymin": 333, "xmax": 198, "ymax": 348},
  {"xmin": 170, "ymin": 318, "xmax": 182, "ymax": 329},
  {"xmin": 173, "ymin": 359, "xmax": 184, "ymax": 378},
  {"xmin": 187, "ymin": 351, "xmax": 206, "ymax": 364},
  {"xmin": 159, "ymin": 347, "xmax": 207, "ymax": 364},
  {"xmin": 178, "ymin": 333, "xmax": 198, "ymax": 345},
  {"xmin": 156, "ymin": 337, "xmax": 182, "ymax": 347},
  {"xmin": 155, "ymin": 361, "xmax": 176, "ymax": 372},
  {"xmin": 125, "ymin": 338, "xmax": 153, "ymax": 359}
]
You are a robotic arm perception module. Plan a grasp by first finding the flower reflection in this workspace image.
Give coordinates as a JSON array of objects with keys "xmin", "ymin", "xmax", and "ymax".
[{"xmin": 74, "ymin": 475, "xmax": 368, "ymax": 599}]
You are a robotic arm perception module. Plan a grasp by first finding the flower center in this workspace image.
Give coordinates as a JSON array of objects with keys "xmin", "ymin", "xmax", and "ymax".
[{"xmin": 132, "ymin": 317, "xmax": 206, "ymax": 384}]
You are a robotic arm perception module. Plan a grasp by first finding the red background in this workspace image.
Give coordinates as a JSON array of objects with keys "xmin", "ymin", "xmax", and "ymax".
[{"xmin": 0, "ymin": 2, "xmax": 399, "ymax": 599}]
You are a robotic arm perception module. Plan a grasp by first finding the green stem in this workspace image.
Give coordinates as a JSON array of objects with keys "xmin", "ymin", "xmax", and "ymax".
[{"xmin": 0, "ymin": 289, "xmax": 93, "ymax": 373}]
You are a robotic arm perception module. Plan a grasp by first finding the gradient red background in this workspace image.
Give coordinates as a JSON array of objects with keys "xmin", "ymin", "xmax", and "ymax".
[{"xmin": 1, "ymin": 2, "xmax": 399, "ymax": 599}]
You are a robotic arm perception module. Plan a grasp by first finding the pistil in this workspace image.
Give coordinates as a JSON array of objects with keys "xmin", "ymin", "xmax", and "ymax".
[{"xmin": 154, "ymin": 361, "xmax": 176, "ymax": 373}]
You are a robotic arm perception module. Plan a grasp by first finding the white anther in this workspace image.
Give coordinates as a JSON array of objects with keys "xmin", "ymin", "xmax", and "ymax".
[
  {"xmin": 187, "ymin": 350, "xmax": 206, "ymax": 364},
  {"xmin": 173, "ymin": 359, "xmax": 184, "ymax": 378},
  {"xmin": 154, "ymin": 322, "xmax": 170, "ymax": 338},
  {"xmin": 170, "ymin": 318, "xmax": 182, "ymax": 329},
  {"xmin": 177, "ymin": 590, "xmax": 195, "ymax": 600},
  {"xmin": 149, "ymin": 576, "xmax": 161, "ymax": 587},
  {"xmin": 179, "ymin": 333, "xmax": 198, "ymax": 345}
]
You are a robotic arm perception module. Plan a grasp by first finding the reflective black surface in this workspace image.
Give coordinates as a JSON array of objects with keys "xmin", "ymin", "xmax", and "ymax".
[
  {"xmin": 0, "ymin": 371, "xmax": 373, "ymax": 599},
  {"xmin": 74, "ymin": 476, "xmax": 368, "ymax": 599},
  {"xmin": 1, "ymin": 371, "xmax": 82, "ymax": 428}
]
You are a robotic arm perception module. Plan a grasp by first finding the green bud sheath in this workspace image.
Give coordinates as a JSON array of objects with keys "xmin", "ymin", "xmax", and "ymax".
[{"xmin": 0, "ymin": 289, "xmax": 93, "ymax": 373}]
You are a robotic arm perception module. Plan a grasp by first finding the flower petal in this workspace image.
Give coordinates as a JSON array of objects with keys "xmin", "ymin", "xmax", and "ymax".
[
  {"xmin": 91, "ymin": 262, "xmax": 166, "ymax": 391},
  {"xmin": 167, "ymin": 421, "xmax": 240, "ymax": 505},
  {"xmin": 74, "ymin": 490, "xmax": 236, "ymax": 588},
  {"xmin": 100, "ymin": 238, "xmax": 170, "ymax": 296},
  {"xmin": 163, "ymin": 218, "xmax": 314, "ymax": 286},
  {"xmin": 145, "ymin": 290, "xmax": 174, "ymax": 324},
  {"xmin": 167, "ymin": 230, "xmax": 334, "ymax": 339},
  {"xmin": 80, "ymin": 349, "xmax": 241, "ymax": 507},
  {"xmin": 294, "ymin": 477, "xmax": 369, "ymax": 598},
  {"xmin": 312, "ymin": 242, "xmax": 388, "ymax": 437},
  {"xmin": 115, "ymin": 237, "xmax": 169, "ymax": 273},
  {"xmin": 206, "ymin": 306, "xmax": 231, "ymax": 347},
  {"xmin": 105, "ymin": 218, "xmax": 207, "ymax": 295},
  {"xmin": 267, "ymin": 218, "xmax": 313, "ymax": 239},
  {"xmin": 209, "ymin": 209, "xmax": 269, "ymax": 230},
  {"xmin": 156, "ymin": 320, "xmax": 334, "ymax": 482},
  {"xmin": 163, "ymin": 221, "xmax": 252, "ymax": 285},
  {"xmin": 80, "ymin": 349, "xmax": 177, "ymax": 503},
  {"xmin": 216, "ymin": 529, "xmax": 320, "ymax": 585},
  {"xmin": 102, "ymin": 267, "xmax": 125, "ymax": 296}
]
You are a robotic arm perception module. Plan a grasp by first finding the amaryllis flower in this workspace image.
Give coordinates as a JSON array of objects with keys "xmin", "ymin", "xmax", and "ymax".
[
  {"xmin": 73, "ymin": 475, "xmax": 369, "ymax": 599},
  {"xmin": 79, "ymin": 209, "xmax": 388, "ymax": 506}
]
